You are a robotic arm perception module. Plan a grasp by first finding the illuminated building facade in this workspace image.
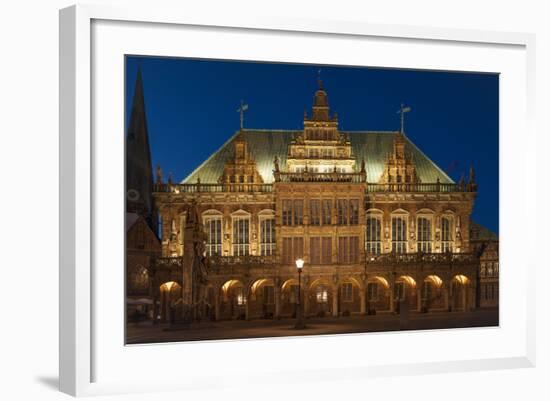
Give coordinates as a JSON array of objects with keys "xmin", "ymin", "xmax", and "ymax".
[{"xmin": 126, "ymin": 72, "xmax": 499, "ymax": 323}]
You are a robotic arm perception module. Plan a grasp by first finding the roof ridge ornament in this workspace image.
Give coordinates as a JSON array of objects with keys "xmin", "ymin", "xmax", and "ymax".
[
  {"xmin": 237, "ymin": 100, "xmax": 249, "ymax": 130},
  {"xmin": 397, "ymin": 103, "xmax": 412, "ymax": 135}
]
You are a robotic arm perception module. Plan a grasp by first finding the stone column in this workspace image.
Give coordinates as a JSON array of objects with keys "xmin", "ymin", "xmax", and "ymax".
[
  {"xmin": 416, "ymin": 288, "xmax": 422, "ymax": 312},
  {"xmin": 360, "ymin": 289, "xmax": 367, "ymax": 315},
  {"xmin": 274, "ymin": 287, "xmax": 281, "ymax": 318},
  {"xmin": 332, "ymin": 286, "xmax": 339, "ymax": 317},
  {"xmin": 245, "ymin": 295, "xmax": 250, "ymax": 320},
  {"xmin": 214, "ymin": 292, "xmax": 220, "ymax": 321},
  {"xmin": 444, "ymin": 287, "xmax": 449, "ymax": 311},
  {"xmin": 462, "ymin": 287, "xmax": 467, "ymax": 311}
]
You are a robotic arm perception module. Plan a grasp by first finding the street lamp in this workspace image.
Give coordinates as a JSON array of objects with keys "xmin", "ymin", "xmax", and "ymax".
[{"xmin": 294, "ymin": 258, "xmax": 306, "ymax": 329}]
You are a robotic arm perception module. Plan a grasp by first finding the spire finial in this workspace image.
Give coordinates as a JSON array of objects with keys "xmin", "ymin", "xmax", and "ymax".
[
  {"xmin": 237, "ymin": 100, "xmax": 248, "ymax": 130},
  {"xmin": 397, "ymin": 103, "xmax": 412, "ymax": 135},
  {"xmin": 317, "ymin": 68, "xmax": 323, "ymax": 90}
]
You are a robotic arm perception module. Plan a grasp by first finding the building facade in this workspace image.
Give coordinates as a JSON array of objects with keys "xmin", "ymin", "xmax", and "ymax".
[{"xmin": 126, "ymin": 73, "xmax": 499, "ymax": 324}]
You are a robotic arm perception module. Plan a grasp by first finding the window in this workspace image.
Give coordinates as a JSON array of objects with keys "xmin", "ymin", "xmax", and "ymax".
[
  {"xmin": 336, "ymin": 199, "xmax": 359, "ymax": 225},
  {"xmin": 316, "ymin": 285, "xmax": 328, "ymax": 303},
  {"xmin": 480, "ymin": 262, "xmax": 486, "ymax": 277},
  {"xmin": 322, "ymin": 199, "xmax": 332, "ymax": 225},
  {"xmin": 157, "ymin": 214, "xmax": 163, "ymax": 241},
  {"xmin": 282, "ymin": 200, "xmax": 292, "ymax": 226},
  {"xmin": 367, "ymin": 282, "xmax": 378, "ymax": 301},
  {"xmin": 282, "ymin": 200, "xmax": 303, "ymax": 226},
  {"xmin": 204, "ymin": 216, "xmax": 222, "ymax": 256},
  {"xmin": 232, "ymin": 216, "xmax": 249, "ymax": 256},
  {"xmin": 342, "ymin": 283, "xmax": 353, "ymax": 302},
  {"xmin": 310, "ymin": 199, "xmax": 321, "ymax": 226},
  {"xmin": 441, "ymin": 216, "xmax": 453, "ymax": 252},
  {"xmin": 235, "ymin": 287, "xmax": 246, "ymax": 305},
  {"xmin": 310, "ymin": 237, "xmax": 332, "ymax": 264},
  {"xmin": 349, "ymin": 199, "xmax": 359, "ymax": 225},
  {"xmin": 395, "ymin": 282, "xmax": 405, "ymax": 300},
  {"xmin": 487, "ymin": 263, "xmax": 494, "ymax": 277},
  {"xmin": 338, "ymin": 236, "xmax": 359, "ymax": 264},
  {"xmin": 392, "ymin": 216, "xmax": 407, "ymax": 253},
  {"xmin": 130, "ymin": 265, "xmax": 149, "ymax": 291},
  {"xmin": 337, "ymin": 199, "xmax": 348, "ymax": 225},
  {"xmin": 282, "ymin": 237, "xmax": 304, "ymax": 265},
  {"xmin": 494, "ymin": 262, "xmax": 499, "ymax": 276},
  {"xmin": 260, "ymin": 218, "xmax": 275, "ymax": 256},
  {"xmin": 263, "ymin": 286, "xmax": 274, "ymax": 305},
  {"xmin": 293, "ymin": 200, "xmax": 303, "ymax": 225},
  {"xmin": 417, "ymin": 217, "xmax": 432, "ymax": 253},
  {"xmin": 366, "ymin": 216, "xmax": 382, "ymax": 255},
  {"xmin": 422, "ymin": 281, "xmax": 433, "ymax": 300}
]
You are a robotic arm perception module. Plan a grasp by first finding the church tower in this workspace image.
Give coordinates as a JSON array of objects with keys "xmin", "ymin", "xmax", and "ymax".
[{"xmin": 126, "ymin": 67, "xmax": 154, "ymax": 224}]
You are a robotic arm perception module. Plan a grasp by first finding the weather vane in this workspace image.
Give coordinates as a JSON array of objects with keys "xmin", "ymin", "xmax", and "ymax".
[
  {"xmin": 397, "ymin": 103, "xmax": 411, "ymax": 134},
  {"xmin": 237, "ymin": 100, "xmax": 249, "ymax": 130}
]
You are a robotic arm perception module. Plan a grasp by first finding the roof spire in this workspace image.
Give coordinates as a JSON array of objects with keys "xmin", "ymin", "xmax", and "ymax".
[
  {"xmin": 317, "ymin": 68, "xmax": 323, "ymax": 90},
  {"xmin": 237, "ymin": 100, "xmax": 248, "ymax": 130},
  {"xmin": 126, "ymin": 65, "xmax": 154, "ymax": 218},
  {"xmin": 397, "ymin": 103, "xmax": 412, "ymax": 135}
]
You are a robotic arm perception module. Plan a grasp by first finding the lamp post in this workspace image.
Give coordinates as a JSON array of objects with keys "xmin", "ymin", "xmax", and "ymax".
[{"xmin": 295, "ymin": 258, "xmax": 306, "ymax": 329}]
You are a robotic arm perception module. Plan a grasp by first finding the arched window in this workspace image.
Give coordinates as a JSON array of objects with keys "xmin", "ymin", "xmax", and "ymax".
[
  {"xmin": 417, "ymin": 217, "xmax": 432, "ymax": 253},
  {"xmin": 204, "ymin": 215, "xmax": 222, "ymax": 256},
  {"xmin": 392, "ymin": 216, "xmax": 407, "ymax": 253},
  {"xmin": 130, "ymin": 265, "xmax": 149, "ymax": 291},
  {"xmin": 260, "ymin": 216, "xmax": 276, "ymax": 256},
  {"xmin": 366, "ymin": 216, "xmax": 382, "ymax": 255},
  {"xmin": 441, "ymin": 216, "xmax": 453, "ymax": 253}
]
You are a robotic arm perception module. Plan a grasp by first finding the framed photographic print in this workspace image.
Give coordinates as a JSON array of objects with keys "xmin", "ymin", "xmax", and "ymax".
[{"xmin": 59, "ymin": 4, "xmax": 536, "ymax": 397}]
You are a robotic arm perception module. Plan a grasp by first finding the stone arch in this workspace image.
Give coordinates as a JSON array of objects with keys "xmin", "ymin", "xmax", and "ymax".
[
  {"xmin": 338, "ymin": 277, "xmax": 363, "ymax": 315},
  {"xmin": 280, "ymin": 278, "xmax": 300, "ymax": 318},
  {"xmin": 366, "ymin": 275, "xmax": 391, "ymax": 313},
  {"xmin": 307, "ymin": 277, "xmax": 334, "ymax": 318},
  {"xmin": 219, "ymin": 279, "xmax": 247, "ymax": 320},
  {"xmin": 394, "ymin": 274, "xmax": 418, "ymax": 311},
  {"xmin": 420, "ymin": 275, "xmax": 444, "ymax": 311},
  {"xmin": 159, "ymin": 281, "xmax": 182, "ymax": 322},
  {"xmin": 248, "ymin": 278, "xmax": 276, "ymax": 319},
  {"xmin": 451, "ymin": 274, "xmax": 471, "ymax": 311}
]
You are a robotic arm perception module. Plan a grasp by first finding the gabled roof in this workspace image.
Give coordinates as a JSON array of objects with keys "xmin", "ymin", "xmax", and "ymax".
[
  {"xmin": 470, "ymin": 221, "xmax": 498, "ymax": 241},
  {"xmin": 182, "ymin": 129, "xmax": 453, "ymax": 184}
]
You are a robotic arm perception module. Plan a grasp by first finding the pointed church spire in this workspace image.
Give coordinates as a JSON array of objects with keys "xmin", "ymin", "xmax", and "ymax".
[{"xmin": 126, "ymin": 66, "xmax": 154, "ymax": 220}]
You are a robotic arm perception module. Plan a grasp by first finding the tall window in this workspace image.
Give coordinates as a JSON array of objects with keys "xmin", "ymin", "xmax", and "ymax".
[
  {"xmin": 282, "ymin": 200, "xmax": 292, "ymax": 226},
  {"xmin": 263, "ymin": 286, "xmax": 274, "ymax": 305},
  {"xmin": 282, "ymin": 200, "xmax": 303, "ymax": 226},
  {"xmin": 260, "ymin": 218, "xmax": 275, "ymax": 256},
  {"xmin": 310, "ymin": 199, "xmax": 321, "ymax": 226},
  {"xmin": 441, "ymin": 217, "xmax": 453, "ymax": 253},
  {"xmin": 367, "ymin": 282, "xmax": 378, "ymax": 301},
  {"xmin": 157, "ymin": 214, "xmax": 163, "ymax": 241},
  {"xmin": 417, "ymin": 217, "xmax": 432, "ymax": 253},
  {"xmin": 310, "ymin": 237, "xmax": 332, "ymax": 264},
  {"xmin": 316, "ymin": 285, "xmax": 328, "ymax": 303},
  {"xmin": 232, "ymin": 216, "xmax": 249, "ymax": 256},
  {"xmin": 349, "ymin": 199, "xmax": 359, "ymax": 225},
  {"xmin": 337, "ymin": 199, "xmax": 348, "ymax": 225},
  {"xmin": 342, "ymin": 282, "xmax": 353, "ymax": 302},
  {"xmin": 392, "ymin": 216, "xmax": 407, "ymax": 253},
  {"xmin": 204, "ymin": 216, "xmax": 222, "ymax": 256},
  {"xmin": 366, "ymin": 216, "xmax": 382, "ymax": 255},
  {"xmin": 282, "ymin": 237, "xmax": 304, "ymax": 265},
  {"xmin": 338, "ymin": 236, "xmax": 359, "ymax": 264},
  {"xmin": 422, "ymin": 281, "xmax": 433, "ymax": 300},
  {"xmin": 336, "ymin": 199, "xmax": 360, "ymax": 225},
  {"xmin": 322, "ymin": 199, "xmax": 332, "ymax": 225},
  {"xmin": 395, "ymin": 282, "xmax": 405, "ymax": 300},
  {"xmin": 293, "ymin": 200, "xmax": 303, "ymax": 225}
]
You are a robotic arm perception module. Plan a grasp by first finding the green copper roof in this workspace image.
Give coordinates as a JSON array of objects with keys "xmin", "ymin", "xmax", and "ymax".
[{"xmin": 182, "ymin": 129, "xmax": 454, "ymax": 184}]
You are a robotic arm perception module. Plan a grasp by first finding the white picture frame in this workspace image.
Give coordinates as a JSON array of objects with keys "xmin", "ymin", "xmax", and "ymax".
[{"xmin": 59, "ymin": 4, "xmax": 536, "ymax": 397}]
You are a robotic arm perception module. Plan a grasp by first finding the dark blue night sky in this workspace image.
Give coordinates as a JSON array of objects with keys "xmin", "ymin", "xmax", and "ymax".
[{"xmin": 125, "ymin": 56, "xmax": 499, "ymax": 234}]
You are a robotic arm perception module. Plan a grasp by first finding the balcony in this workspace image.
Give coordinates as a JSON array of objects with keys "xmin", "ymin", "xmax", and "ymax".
[
  {"xmin": 367, "ymin": 182, "xmax": 476, "ymax": 193},
  {"xmin": 274, "ymin": 171, "xmax": 367, "ymax": 183},
  {"xmin": 366, "ymin": 252, "xmax": 477, "ymax": 265},
  {"xmin": 207, "ymin": 254, "xmax": 279, "ymax": 266},
  {"xmin": 153, "ymin": 183, "xmax": 273, "ymax": 193}
]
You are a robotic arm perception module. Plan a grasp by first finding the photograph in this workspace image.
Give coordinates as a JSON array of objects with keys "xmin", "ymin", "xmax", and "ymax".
[{"xmin": 124, "ymin": 56, "xmax": 499, "ymax": 344}]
